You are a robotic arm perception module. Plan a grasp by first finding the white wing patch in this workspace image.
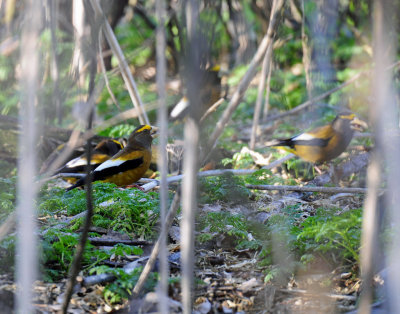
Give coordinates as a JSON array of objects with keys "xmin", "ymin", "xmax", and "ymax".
[
  {"xmin": 94, "ymin": 159, "xmax": 125, "ymax": 172},
  {"xmin": 292, "ymin": 132, "xmax": 316, "ymax": 141},
  {"xmin": 66, "ymin": 157, "xmax": 96, "ymax": 168},
  {"xmin": 170, "ymin": 97, "xmax": 189, "ymax": 118}
]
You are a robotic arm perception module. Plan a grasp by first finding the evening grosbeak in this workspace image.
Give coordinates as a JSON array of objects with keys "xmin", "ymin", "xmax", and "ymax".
[
  {"xmin": 66, "ymin": 125, "xmax": 156, "ymax": 191},
  {"xmin": 53, "ymin": 139, "xmax": 123, "ymax": 180},
  {"xmin": 170, "ymin": 65, "xmax": 222, "ymax": 120},
  {"xmin": 265, "ymin": 112, "xmax": 368, "ymax": 163}
]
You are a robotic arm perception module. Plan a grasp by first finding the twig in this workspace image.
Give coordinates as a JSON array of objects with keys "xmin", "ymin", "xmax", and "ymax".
[
  {"xmin": 245, "ymin": 184, "xmax": 368, "ymax": 194},
  {"xmin": 89, "ymin": 0, "xmax": 149, "ymax": 125},
  {"xmin": 250, "ymin": 41, "xmax": 273, "ymax": 150},
  {"xmin": 88, "ymin": 238, "xmax": 150, "ymax": 246},
  {"xmin": 262, "ymin": 55, "xmax": 273, "ymax": 121},
  {"xmin": 199, "ymin": 98, "xmax": 225, "ymax": 124},
  {"xmin": 205, "ymin": 0, "xmax": 284, "ymax": 158},
  {"xmin": 98, "ymin": 30, "xmax": 121, "ymax": 111}
]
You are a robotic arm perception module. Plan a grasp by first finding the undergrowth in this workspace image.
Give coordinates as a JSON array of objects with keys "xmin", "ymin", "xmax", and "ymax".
[{"xmin": 260, "ymin": 205, "xmax": 363, "ymax": 282}]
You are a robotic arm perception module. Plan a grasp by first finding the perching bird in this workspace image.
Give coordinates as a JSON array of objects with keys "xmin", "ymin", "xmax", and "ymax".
[
  {"xmin": 53, "ymin": 139, "xmax": 123, "ymax": 178},
  {"xmin": 170, "ymin": 65, "xmax": 222, "ymax": 120},
  {"xmin": 66, "ymin": 125, "xmax": 156, "ymax": 191},
  {"xmin": 265, "ymin": 112, "xmax": 368, "ymax": 163}
]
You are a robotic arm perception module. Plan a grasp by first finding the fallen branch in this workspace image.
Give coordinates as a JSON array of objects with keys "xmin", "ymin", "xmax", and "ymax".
[
  {"xmin": 140, "ymin": 154, "xmax": 294, "ymax": 191},
  {"xmin": 88, "ymin": 238, "xmax": 151, "ymax": 246},
  {"xmin": 278, "ymin": 288, "xmax": 357, "ymax": 301},
  {"xmin": 246, "ymin": 184, "xmax": 368, "ymax": 194}
]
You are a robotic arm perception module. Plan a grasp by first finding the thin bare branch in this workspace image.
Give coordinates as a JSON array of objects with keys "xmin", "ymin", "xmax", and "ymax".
[
  {"xmin": 250, "ymin": 42, "xmax": 273, "ymax": 150},
  {"xmin": 62, "ymin": 8, "xmax": 98, "ymax": 311},
  {"xmin": 262, "ymin": 56, "xmax": 273, "ymax": 121},
  {"xmin": 98, "ymin": 30, "xmax": 121, "ymax": 111},
  {"xmin": 199, "ymin": 98, "xmax": 225, "ymax": 124}
]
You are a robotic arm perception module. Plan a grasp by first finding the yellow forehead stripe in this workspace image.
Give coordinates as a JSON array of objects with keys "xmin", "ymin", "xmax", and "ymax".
[
  {"xmin": 136, "ymin": 125, "xmax": 152, "ymax": 133},
  {"xmin": 111, "ymin": 139, "xmax": 124, "ymax": 148},
  {"xmin": 339, "ymin": 113, "xmax": 355, "ymax": 120},
  {"xmin": 211, "ymin": 65, "xmax": 220, "ymax": 72}
]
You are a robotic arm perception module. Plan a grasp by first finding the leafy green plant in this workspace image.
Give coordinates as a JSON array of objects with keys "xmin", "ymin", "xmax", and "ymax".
[
  {"xmin": 245, "ymin": 169, "xmax": 297, "ymax": 186},
  {"xmin": 222, "ymin": 150, "xmax": 254, "ymax": 169},
  {"xmin": 0, "ymin": 177, "xmax": 16, "ymax": 220},
  {"xmin": 198, "ymin": 211, "xmax": 261, "ymax": 250},
  {"xmin": 39, "ymin": 182, "xmax": 160, "ymax": 238},
  {"xmin": 199, "ymin": 173, "xmax": 250, "ymax": 204},
  {"xmin": 298, "ymin": 208, "xmax": 362, "ymax": 263},
  {"xmin": 90, "ymin": 265, "xmax": 158, "ymax": 305},
  {"xmin": 259, "ymin": 206, "xmax": 362, "ymax": 282}
]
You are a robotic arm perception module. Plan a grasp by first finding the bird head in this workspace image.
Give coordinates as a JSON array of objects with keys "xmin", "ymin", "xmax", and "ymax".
[
  {"xmin": 128, "ymin": 125, "xmax": 155, "ymax": 149},
  {"xmin": 94, "ymin": 139, "xmax": 123, "ymax": 156},
  {"xmin": 333, "ymin": 112, "xmax": 368, "ymax": 133}
]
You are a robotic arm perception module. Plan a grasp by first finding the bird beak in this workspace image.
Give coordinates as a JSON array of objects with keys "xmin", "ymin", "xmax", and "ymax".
[
  {"xmin": 150, "ymin": 126, "xmax": 159, "ymax": 138},
  {"xmin": 350, "ymin": 117, "xmax": 368, "ymax": 132}
]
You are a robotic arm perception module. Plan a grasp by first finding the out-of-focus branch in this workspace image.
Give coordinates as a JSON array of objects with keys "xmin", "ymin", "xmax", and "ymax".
[
  {"xmin": 16, "ymin": 0, "xmax": 41, "ymax": 313},
  {"xmin": 61, "ymin": 4, "xmax": 98, "ymax": 312},
  {"xmin": 155, "ymin": 0, "xmax": 169, "ymax": 311}
]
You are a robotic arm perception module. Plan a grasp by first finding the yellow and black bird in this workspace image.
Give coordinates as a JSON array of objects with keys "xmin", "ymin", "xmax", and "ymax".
[
  {"xmin": 265, "ymin": 112, "xmax": 368, "ymax": 163},
  {"xmin": 66, "ymin": 125, "xmax": 156, "ymax": 191},
  {"xmin": 170, "ymin": 65, "xmax": 222, "ymax": 120},
  {"xmin": 53, "ymin": 139, "xmax": 123, "ymax": 179}
]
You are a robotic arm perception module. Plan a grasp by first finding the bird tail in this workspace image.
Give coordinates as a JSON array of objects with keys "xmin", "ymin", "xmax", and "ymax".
[
  {"xmin": 264, "ymin": 138, "xmax": 291, "ymax": 147},
  {"xmin": 65, "ymin": 177, "xmax": 85, "ymax": 191}
]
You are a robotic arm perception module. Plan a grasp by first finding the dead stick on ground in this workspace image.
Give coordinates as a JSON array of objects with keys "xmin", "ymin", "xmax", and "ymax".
[
  {"xmin": 278, "ymin": 288, "xmax": 357, "ymax": 301},
  {"xmin": 140, "ymin": 154, "xmax": 295, "ymax": 191},
  {"xmin": 245, "ymin": 184, "xmax": 369, "ymax": 194}
]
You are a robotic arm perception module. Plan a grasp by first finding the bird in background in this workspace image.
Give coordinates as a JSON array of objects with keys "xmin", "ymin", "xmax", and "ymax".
[
  {"xmin": 265, "ymin": 112, "xmax": 368, "ymax": 163},
  {"xmin": 170, "ymin": 65, "xmax": 222, "ymax": 120},
  {"xmin": 66, "ymin": 124, "xmax": 156, "ymax": 191},
  {"xmin": 52, "ymin": 139, "xmax": 123, "ymax": 181}
]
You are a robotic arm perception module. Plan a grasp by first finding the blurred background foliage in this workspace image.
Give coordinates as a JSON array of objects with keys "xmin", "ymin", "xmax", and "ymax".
[{"xmin": 0, "ymin": 0, "xmax": 377, "ymax": 177}]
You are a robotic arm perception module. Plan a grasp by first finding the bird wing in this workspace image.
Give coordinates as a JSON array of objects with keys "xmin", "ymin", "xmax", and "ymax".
[
  {"xmin": 91, "ymin": 150, "xmax": 145, "ymax": 182},
  {"xmin": 291, "ymin": 125, "xmax": 333, "ymax": 147}
]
